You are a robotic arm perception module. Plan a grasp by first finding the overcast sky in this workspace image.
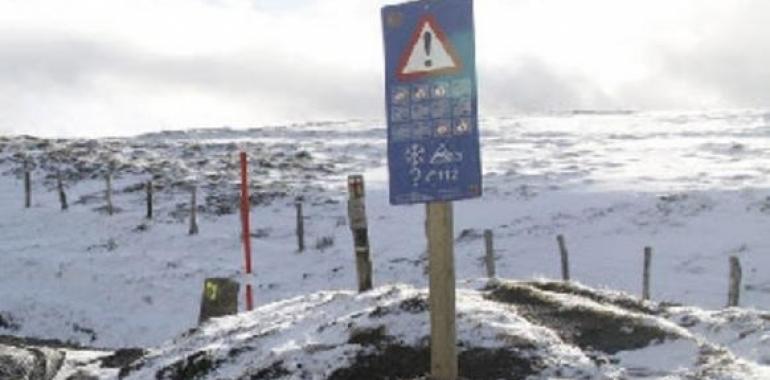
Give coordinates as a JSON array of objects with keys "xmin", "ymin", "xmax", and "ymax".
[{"xmin": 0, "ymin": 0, "xmax": 767, "ymax": 137}]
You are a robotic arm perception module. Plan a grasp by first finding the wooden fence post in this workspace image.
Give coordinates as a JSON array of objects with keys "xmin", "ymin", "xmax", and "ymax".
[
  {"xmin": 23, "ymin": 160, "xmax": 31, "ymax": 209},
  {"xmin": 643, "ymin": 247, "xmax": 652, "ymax": 301},
  {"xmin": 57, "ymin": 171, "xmax": 68, "ymax": 211},
  {"xmin": 557, "ymin": 235, "xmax": 570, "ymax": 281},
  {"xmin": 189, "ymin": 185, "xmax": 199, "ymax": 235},
  {"xmin": 727, "ymin": 256, "xmax": 742, "ymax": 307},
  {"xmin": 105, "ymin": 169, "xmax": 114, "ymax": 216},
  {"xmin": 347, "ymin": 175, "xmax": 373, "ymax": 292},
  {"xmin": 146, "ymin": 180, "xmax": 153, "ymax": 220},
  {"xmin": 426, "ymin": 202, "xmax": 458, "ymax": 380},
  {"xmin": 484, "ymin": 229, "xmax": 496, "ymax": 278},
  {"xmin": 295, "ymin": 199, "xmax": 305, "ymax": 252}
]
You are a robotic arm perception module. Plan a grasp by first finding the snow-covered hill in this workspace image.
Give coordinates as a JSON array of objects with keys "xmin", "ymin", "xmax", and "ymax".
[
  {"xmin": 2, "ymin": 111, "xmax": 770, "ymax": 378},
  {"xmin": 13, "ymin": 280, "xmax": 770, "ymax": 380},
  {"xmin": 112, "ymin": 280, "xmax": 769, "ymax": 380}
]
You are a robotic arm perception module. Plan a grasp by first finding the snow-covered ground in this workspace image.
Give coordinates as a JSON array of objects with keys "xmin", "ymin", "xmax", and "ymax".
[
  {"xmin": 1, "ymin": 109, "xmax": 770, "ymax": 355},
  {"xmin": 53, "ymin": 280, "xmax": 770, "ymax": 379}
]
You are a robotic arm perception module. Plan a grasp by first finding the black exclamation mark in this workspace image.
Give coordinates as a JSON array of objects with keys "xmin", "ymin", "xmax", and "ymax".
[{"xmin": 423, "ymin": 31, "xmax": 432, "ymax": 68}]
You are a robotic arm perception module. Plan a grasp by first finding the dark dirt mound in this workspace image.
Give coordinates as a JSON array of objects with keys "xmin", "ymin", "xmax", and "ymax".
[
  {"xmin": 526, "ymin": 280, "xmax": 660, "ymax": 315},
  {"xmin": 153, "ymin": 351, "xmax": 223, "ymax": 380},
  {"xmin": 0, "ymin": 343, "xmax": 65, "ymax": 380},
  {"xmin": 249, "ymin": 361, "xmax": 291, "ymax": 380},
  {"xmin": 100, "ymin": 348, "xmax": 145, "ymax": 369},
  {"xmin": 327, "ymin": 326, "xmax": 541, "ymax": 380},
  {"xmin": 486, "ymin": 281, "xmax": 681, "ymax": 354}
]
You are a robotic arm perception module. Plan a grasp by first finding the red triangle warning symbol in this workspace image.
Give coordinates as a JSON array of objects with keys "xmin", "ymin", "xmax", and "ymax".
[{"xmin": 397, "ymin": 15, "xmax": 463, "ymax": 81}]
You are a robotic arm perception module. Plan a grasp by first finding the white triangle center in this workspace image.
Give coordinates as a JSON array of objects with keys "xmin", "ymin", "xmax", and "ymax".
[{"xmin": 401, "ymin": 22, "xmax": 458, "ymax": 75}]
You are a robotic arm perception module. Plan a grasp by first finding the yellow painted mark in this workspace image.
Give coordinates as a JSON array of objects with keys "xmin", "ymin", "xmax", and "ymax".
[{"xmin": 205, "ymin": 281, "xmax": 219, "ymax": 301}]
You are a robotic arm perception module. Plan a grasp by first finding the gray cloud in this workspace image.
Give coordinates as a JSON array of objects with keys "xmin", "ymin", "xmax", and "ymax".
[
  {"xmin": 657, "ymin": 1, "xmax": 770, "ymax": 107},
  {"xmin": 3, "ymin": 0, "xmax": 770, "ymax": 137},
  {"xmin": 0, "ymin": 31, "xmax": 125, "ymax": 88},
  {"xmin": 0, "ymin": 31, "xmax": 380, "ymax": 104},
  {"xmin": 0, "ymin": 30, "xmax": 383, "ymax": 135},
  {"xmin": 479, "ymin": 58, "xmax": 614, "ymax": 113}
]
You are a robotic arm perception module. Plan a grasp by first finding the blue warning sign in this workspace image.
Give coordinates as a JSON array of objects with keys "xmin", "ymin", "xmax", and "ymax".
[{"xmin": 382, "ymin": 0, "xmax": 481, "ymax": 205}]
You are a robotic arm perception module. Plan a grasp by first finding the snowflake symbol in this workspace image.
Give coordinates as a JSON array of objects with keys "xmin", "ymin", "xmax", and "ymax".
[{"xmin": 404, "ymin": 144, "xmax": 426, "ymax": 167}]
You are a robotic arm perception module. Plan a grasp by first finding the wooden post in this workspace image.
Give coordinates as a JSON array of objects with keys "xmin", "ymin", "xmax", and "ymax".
[
  {"xmin": 146, "ymin": 180, "xmax": 153, "ymax": 220},
  {"xmin": 426, "ymin": 202, "xmax": 457, "ymax": 380},
  {"xmin": 198, "ymin": 278, "xmax": 239, "ymax": 324},
  {"xmin": 23, "ymin": 160, "xmax": 31, "ymax": 209},
  {"xmin": 105, "ymin": 169, "xmax": 114, "ymax": 216},
  {"xmin": 239, "ymin": 152, "xmax": 254, "ymax": 311},
  {"xmin": 557, "ymin": 234, "xmax": 570, "ymax": 281},
  {"xmin": 295, "ymin": 199, "xmax": 305, "ymax": 252},
  {"xmin": 189, "ymin": 185, "xmax": 199, "ymax": 235},
  {"xmin": 643, "ymin": 247, "xmax": 652, "ymax": 301},
  {"xmin": 347, "ymin": 175, "xmax": 373, "ymax": 292},
  {"xmin": 727, "ymin": 256, "xmax": 742, "ymax": 307},
  {"xmin": 484, "ymin": 229, "xmax": 496, "ymax": 278},
  {"xmin": 57, "ymin": 171, "xmax": 68, "ymax": 211}
]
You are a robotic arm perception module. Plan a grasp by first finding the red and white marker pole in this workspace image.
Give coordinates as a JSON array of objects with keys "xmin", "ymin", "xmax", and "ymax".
[{"xmin": 239, "ymin": 152, "xmax": 254, "ymax": 311}]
